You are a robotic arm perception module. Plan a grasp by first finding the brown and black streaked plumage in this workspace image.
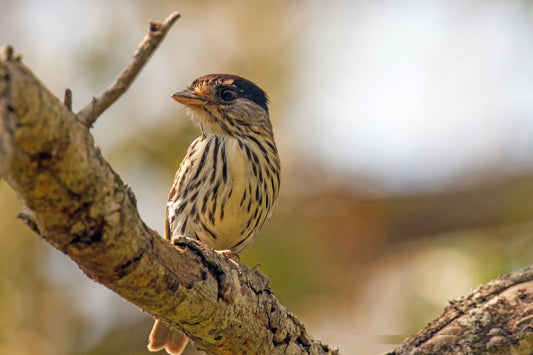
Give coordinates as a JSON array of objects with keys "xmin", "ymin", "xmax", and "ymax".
[{"xmin": 148, "ymin": 74, "xmax": 280, "ymax": 355}]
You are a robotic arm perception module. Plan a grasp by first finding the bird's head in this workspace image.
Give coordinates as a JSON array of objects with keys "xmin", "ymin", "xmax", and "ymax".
[{"xmin": 172, "ymin": 74, "xmax": 272, "ymax": 137}]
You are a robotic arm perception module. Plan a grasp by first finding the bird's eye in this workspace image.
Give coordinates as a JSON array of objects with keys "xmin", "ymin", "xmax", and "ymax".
[{"xmin": 219, "ymin": 88, "xmax": 238, "ymax": 102}]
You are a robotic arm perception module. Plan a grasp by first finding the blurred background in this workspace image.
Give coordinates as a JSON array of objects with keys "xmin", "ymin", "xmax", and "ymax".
[{"xmin": 1, "ymin": 0, "xmax": 533, "ymax": 354}]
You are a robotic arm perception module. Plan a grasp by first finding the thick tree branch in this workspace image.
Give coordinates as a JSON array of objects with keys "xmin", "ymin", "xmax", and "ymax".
[
  {"xmin": 0, "ymin": 41, "xmax": 337, "ymax": 355},
  {"xmin": 76, "ymin": 11, "xmax": 180, "ymax": 128},
  {"xmin": 388, "ymin": 266, "xmax": 533, "ymax": 354}
]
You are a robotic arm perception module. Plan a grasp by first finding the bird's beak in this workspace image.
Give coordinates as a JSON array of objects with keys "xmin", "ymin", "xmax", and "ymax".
[{"xmin": 171, "ymin": 90, "xmax": 207, "ymax": 106}]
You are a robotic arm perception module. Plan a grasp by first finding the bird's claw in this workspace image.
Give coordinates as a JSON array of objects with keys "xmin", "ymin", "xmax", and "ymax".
[{"xmin": 216, "ymin": 249, "xmax": 240, "ymax": 262}]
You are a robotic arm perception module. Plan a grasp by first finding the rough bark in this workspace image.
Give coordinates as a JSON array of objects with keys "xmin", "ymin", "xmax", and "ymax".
[
  {"xmin": 0, "ymin": 16, "xmax": 337, "ymax": 355},
  {"xmin": 387, "ymin": 266, "xmax": 533, "ymax": 355}
]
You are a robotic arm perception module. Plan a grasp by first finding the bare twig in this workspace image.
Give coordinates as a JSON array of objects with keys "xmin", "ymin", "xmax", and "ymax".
[
  {"xmin": 63, "ymin": 88, "xmax": 72, "ymax": 111},
  {"xmin": 77, "ymin": 11, "xmax": 180, "ymax": 127},
  {"xmin": 1, "ymin": 45, "xmax": 14, "ymax": 61}
]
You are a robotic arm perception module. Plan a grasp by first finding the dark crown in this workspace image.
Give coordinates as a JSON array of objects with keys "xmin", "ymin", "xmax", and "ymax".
[{"xmin": 192, "ymin": 74, "xmax": 269, "ymax": 112}]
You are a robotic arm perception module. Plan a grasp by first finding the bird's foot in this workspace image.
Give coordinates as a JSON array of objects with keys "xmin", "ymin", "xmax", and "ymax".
[{"xmin": 216, "ymin": 249, "xmax": 240, "ymax": 263}]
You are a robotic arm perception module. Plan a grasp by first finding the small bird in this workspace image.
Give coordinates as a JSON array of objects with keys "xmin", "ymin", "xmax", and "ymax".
[{"xmin": 147, "ymin": 74, "xmax": 280, "ymax": 355}]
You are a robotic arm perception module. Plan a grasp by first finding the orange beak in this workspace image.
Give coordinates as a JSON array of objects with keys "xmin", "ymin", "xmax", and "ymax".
[{"xmin": 171, "ymin": 90, "xmax": 207, "ymax": 106}]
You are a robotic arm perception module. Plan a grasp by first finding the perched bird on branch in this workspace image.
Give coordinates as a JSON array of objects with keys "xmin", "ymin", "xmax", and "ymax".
[{"xmin": 148, "ymin": 74, "xmax": 280, "ymax": 355}]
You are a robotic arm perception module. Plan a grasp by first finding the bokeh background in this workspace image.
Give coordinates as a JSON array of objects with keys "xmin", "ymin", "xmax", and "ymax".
[{"xmin": 2, "ymin": 0, "xmax": 533, "ymax": 354}]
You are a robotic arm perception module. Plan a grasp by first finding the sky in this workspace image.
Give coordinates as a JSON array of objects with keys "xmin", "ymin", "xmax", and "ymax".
[{"xmin": 290, "ymin": 0, "xmax": 533, "ymax": 191}]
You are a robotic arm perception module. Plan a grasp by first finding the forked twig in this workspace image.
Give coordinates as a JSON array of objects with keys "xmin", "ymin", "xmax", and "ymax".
[{"xmin": 77, "ymin": 11, "xmax": 180, "ymax": 127}]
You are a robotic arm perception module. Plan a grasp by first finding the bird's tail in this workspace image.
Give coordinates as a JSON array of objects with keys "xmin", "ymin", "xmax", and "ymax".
[{"xmin": 147, "ymin": 319, "xmax": 188, "ymax": 355}]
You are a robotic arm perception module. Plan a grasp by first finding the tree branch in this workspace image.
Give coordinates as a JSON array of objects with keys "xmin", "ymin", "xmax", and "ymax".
[
  {"xmin": 388, "ymin": 266, "xmax": 533, "ymax": 354},
  {"xmin": 76, "ymin": 11, "xmax": 180, "ymax": 128},
  {"xmin": 0, "ymin": 39, "xmax": 337, "ymax": 355},
  {"xmin": 63, "ymin": 88, "xmax": 72, "ymax": 111}
]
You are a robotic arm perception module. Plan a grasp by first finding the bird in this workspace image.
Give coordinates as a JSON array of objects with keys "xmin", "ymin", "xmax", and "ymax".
[{"xmin": 147, "ymin": 74, "xmax": 280, "ymax": 355}]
